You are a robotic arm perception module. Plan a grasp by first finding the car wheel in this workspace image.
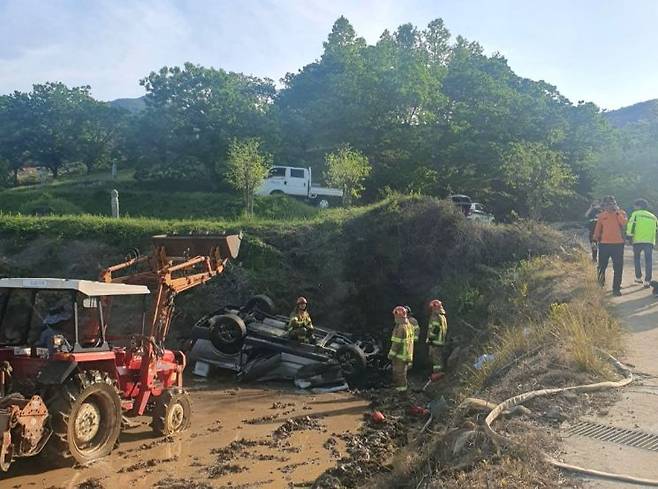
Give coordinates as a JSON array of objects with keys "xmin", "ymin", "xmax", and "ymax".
[
  {"xmin": 208, "ymin": 314, "xmax": 246, "ymax": 354},
  {"xmin": 317, "ymin": 199, "xmax": 330, "ymax": 209},
  {"xmin": 335, "ymin": 344, "xmax": 367, "ymax": 380},
  {"xmin": 244, "ymin": 294, "xmax": 275, "ymax": 317}
]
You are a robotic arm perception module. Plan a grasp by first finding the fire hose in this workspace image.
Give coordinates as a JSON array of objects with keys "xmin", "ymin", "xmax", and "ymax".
[{"xmin": 482, "ymin": 352, "xmax": 658, "ymax": 486}]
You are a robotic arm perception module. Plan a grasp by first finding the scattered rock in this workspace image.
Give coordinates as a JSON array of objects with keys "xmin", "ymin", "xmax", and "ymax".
[
  {"xmin": 118, "ymin": 455, "xmax": 178, "ymax": 473},
  {"xmin": 323, "ymin": 437, "xmax": 341, "ymax": 459},
  {"xmin": 207, "ymin": 463, "xmax": 248, "ymax": 478},
  {"xmin": 155, "ymin": 478, "xmax": 213, "ymax": 489},
  {"xmin": 77, "ymin": 480, "xmax": 104, "ymax": 489},
  {"xmin": 273, "ymin": 416, "xmax": 326, "ymax": 439},
  {"xmin": 544, "ymin": 405, "xmax": 565, "ymax": 422}
]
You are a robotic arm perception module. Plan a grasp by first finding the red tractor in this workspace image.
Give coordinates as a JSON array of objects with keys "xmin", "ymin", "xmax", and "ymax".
[{"xmin": 0, "ymin": 234, "xmax": 241, "ymax": 471}]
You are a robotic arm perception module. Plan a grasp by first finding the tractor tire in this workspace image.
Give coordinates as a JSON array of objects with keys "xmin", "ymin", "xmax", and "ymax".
[
  {"xmin": 152, "ymin": 388, "xmax": 192, "ymax": 436},
  {"xmin": 335, "ymin": 344, "xmax": 368, "ymax": 381},
  {"xmin": 244, "ymin": 294, "xmax": 275, "ymax": 317},
  {"xmin": 208, "ymin": 314, "xmax": 247, "ymax": 354},
  {"xmin": 44, "ymin": 370, "xmax": 121, "ymax": 465}
]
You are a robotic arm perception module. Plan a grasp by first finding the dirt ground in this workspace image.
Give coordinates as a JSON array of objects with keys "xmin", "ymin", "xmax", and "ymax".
[
  {"xmin": 3, "ymin": 377, "xmax": 369, "ymax": 489},
  {"xmin": 561, "ymin": 249, "xmax": 658, "ymax": 487}
]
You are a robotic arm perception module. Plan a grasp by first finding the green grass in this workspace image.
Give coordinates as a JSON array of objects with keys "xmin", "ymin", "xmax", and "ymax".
[{"xmin": 0, "ymin": 169, "xmax": 323, "ymax": 220}]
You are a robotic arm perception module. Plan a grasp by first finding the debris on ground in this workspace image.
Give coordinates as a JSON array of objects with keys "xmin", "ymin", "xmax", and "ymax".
[
  {"xmin": 271, "ymin": 401, "xmax": 296, "ymax": 410},
  {"xmin": 118, "ymin": 456, "xmax": 178, "ymax": 473},
  {"xmin": 242, "ymin": 413, "xmax": 280, "ymax": 424},
  {"xmin": 76, "ymin": 480, "xmax": 105, "ymax": 489},
  {"xmin": 323, "ymin": 437, "xmax": 341, "ymax": 459},
  {"xmin": 473, "ymin": 353, "xmax": 495, "ymax": 369},
  {"xmin": 273, "ymin": 416, "xmax": 326, "ymax": 439},
  {"xmin": 207, "ymin": 463, "xmax": 248, "ymax": 478},
  {"xmin": 155, "ymin": 477, "xmax": 214, "ymax": 489}
]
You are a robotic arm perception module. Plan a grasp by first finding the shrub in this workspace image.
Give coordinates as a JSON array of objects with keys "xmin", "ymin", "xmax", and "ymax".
[{"xmin": 18, "ymin": 194, "xmax": 81, "ymax": 216}]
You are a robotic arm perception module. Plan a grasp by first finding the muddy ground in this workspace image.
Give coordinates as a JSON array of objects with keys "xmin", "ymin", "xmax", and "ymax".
[{"xmin": 4, "ymin": 376, "xmax": 371, "ymax": 489}]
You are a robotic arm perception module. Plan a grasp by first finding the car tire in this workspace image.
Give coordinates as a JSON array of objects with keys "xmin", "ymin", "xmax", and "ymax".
[
  {"xmin": 317, "ymin": 198, "xmax": 330, "ymax": 209},
  {"xmin": 244, "ymin": 294, "xmax": 275, "ymax": 317},
  {"xmin": 208, "ymin": 314, "xmax": 247, "ymax": 354},
  {"xmin": 335, "ymin": 344, "xmax": 368, "ymax": 380}
]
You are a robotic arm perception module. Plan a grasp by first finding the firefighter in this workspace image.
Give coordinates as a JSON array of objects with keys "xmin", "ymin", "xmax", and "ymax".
[
  {"xmin": 388, "ymin": 305, "xmax": 415, "ymax": 393},
  {"xmin": 287, "ymin": 296, "xmax": 314, "ymax": 343},
  {"xmin": 426, "ymin": 299, "xmax": 448, "ymax": 373}
]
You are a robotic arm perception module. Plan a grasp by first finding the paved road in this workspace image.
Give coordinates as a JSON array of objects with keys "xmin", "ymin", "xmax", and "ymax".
[{"xmin": 562, "ymin": 248, "xmax": 658, "ymax": 488}]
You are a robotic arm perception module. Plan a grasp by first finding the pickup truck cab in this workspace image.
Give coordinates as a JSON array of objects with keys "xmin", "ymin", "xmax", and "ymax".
[
  {"xmin": 469, "ymin": 202, "xmax": 495, "ymax": 223},
  {"xmin": 255, "ymin": 166, "xmax": 343, "ymax": 208}
]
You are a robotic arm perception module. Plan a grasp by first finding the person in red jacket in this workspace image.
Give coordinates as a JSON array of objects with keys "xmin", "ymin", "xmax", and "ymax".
[{"xmin": 593, "ymin": 195, "xmax": 628, "ymax": 296}]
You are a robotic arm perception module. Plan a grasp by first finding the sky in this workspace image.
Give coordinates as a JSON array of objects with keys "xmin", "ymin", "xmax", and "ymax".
[{"xmin": 1, "ymin": 0, "xmax": 657, "ymax": 110}]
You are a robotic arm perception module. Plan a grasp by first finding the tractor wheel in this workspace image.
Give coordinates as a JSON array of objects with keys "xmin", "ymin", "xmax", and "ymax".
[
  {"xmin": 44, "ymin": 370, "xmax": 121, "ymax": 465},
  {"xmin": 152, "ymin": 389, "xmax": 192, "ymax": 436},
  {"xmin": 208, "ymin": 314, "xmax": 247, "ymax": 354}
]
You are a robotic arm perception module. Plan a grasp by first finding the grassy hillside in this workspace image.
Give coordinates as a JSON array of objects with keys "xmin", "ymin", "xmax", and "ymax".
[{"xmin": 0, "ymin": 170, "xmax": 320, "ymax": 220}]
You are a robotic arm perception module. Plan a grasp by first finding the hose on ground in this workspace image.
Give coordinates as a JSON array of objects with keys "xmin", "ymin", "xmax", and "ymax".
[{"xmin": 483, "ymin": 352, "xmax": 658, "ymax": 486}]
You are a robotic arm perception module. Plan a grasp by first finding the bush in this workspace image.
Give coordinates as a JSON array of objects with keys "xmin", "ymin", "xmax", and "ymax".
[
  {"xmin": 18, "ymin": 194, "xmax": 81, "ymax": 216},
  {"xmin": 254, "ymin": 195, "xmax": 319, "ymax": 220},
  {"xmin": 134, "ymin": 158, "xmax": 215, "ymax": 192}
]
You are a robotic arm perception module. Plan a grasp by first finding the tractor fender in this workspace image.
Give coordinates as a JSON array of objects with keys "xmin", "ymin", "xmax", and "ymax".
[{"xmin": 36, "ymin": 360, "xmax": 79, "ymax": 385}]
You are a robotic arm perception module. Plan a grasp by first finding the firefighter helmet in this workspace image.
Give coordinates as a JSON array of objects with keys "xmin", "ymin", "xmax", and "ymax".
[{"xmin": 393, "ymin": 305, "xmax": 407, "ymax": 317}]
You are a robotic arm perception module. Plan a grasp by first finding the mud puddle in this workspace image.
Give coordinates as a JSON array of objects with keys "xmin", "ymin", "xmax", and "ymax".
[{"xmin": 3, "ymin": 380, "xmax": 368, "ymax": 489}]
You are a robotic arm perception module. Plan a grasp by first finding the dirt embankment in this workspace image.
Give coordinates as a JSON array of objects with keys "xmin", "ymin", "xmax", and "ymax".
[{"xmin": 367, "ymin": 253, "xmax": 624, "ymax": 489}]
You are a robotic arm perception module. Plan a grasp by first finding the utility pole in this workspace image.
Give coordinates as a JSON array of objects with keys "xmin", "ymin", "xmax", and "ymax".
[{"xmin": 111, "ymin": 189, "xmax": 120, "ymax": 218}]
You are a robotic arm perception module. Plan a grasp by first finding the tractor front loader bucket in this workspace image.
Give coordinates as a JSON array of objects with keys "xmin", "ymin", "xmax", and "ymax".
[
  {"xmin": 152, "ymin": 233, "xmax": 242, "ymax": 260},
  {"xmin": 0, "ymin": 395, "xmax": 51, "ymax": 472}
]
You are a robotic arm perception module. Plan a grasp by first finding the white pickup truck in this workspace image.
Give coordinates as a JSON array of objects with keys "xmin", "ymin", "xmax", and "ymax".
[{"xmin": 255, "ymin": 166, "xmax": 343, "ymax": 208}]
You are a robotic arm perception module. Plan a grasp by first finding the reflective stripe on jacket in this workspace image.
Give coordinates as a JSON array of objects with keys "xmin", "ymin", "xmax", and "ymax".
[
  {"xmin": 427, "ymin": 313, "xmax": 447, "ymax": 346},
  {"xmin": 409, "ymin": 317, "xmax": 420, "ymax": 342},
  {"xmin": 388, "ymin": 320, "xmax": 415, "ymax": 364},
  {"xmin": 288, "ymin": 310, "xmax": 313, "ymax": 331},
  {"xmin": 626, "ymin": 209, "xmax": 658, "ymax": 245}
]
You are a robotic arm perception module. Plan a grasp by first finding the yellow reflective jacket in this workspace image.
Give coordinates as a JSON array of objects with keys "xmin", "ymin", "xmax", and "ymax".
[
  {"xmin": 288, "ymin": 310, "xmax": 313, "ymax": 331},
  {"xmin": 427, "ymin": 312, "xmax": 447, "ymax": 346},
  {"xmin": 388, "ymin": 319, "xmax": 415, "ymax": 364}
]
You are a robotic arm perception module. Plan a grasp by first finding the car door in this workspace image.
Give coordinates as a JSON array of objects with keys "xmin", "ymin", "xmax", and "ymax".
[
  {"xmin": 264, "ymin": 167, "xmax": 286, "ymax": 194},
  {"xmin": 287, "ymin": 168, "xmax": 308, "ymax": 196}
]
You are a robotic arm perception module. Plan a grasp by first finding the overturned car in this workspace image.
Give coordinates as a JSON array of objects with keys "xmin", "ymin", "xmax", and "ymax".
[{"xmin": 187, "ymin": 295, "xmax": 388, "ymax": 388}]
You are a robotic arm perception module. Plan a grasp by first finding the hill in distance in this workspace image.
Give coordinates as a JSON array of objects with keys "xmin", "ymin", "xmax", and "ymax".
[
  {"xmin": 605, "ymin": 99, "xmax": 658, "ymax": 127},
  {"xmin": 109, "ymin": 96, "xmax": 146, "ymax": 113}
]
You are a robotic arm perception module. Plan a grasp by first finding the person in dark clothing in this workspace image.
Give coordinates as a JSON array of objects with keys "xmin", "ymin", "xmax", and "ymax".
[
  {"xmin": 585, "ymin": 200, "xmax": 602, "ymax": 262},
  {"xmin": 593, "ymin": 196, "xmax": 627, "ymax": 296},
  {"xmin": 626, "ymin": 198, "xmax": 658, "ymax": 287}
]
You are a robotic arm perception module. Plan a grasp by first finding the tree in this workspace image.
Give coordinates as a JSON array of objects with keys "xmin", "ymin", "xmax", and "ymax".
[
  {"xmin": 0, "ymin": 83, "xmax": 122, "ymax": 181},
  {"xmin": 502, "ymin": 142, "xmax": 575, "ymax": 219},
  {"xmin": 325, "ymin": 146, "xmax": 372, "ymax": 206},
  {"xmin": 136, "ymin": 63, "xmax": 276, "ymax": 187},
  {"xmin": 225, "ymin": 138, "xmax": 271, "ymax": 216}
]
